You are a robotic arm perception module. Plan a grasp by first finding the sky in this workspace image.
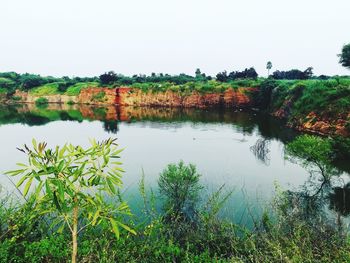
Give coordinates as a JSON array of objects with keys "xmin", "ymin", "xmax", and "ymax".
[{"xmin": 1, "ymin": 0, "xmax": 350, "ymax": 77}]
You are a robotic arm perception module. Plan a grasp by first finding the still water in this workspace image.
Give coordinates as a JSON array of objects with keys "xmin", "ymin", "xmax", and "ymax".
[{"xmin": 0, "ymin": 104, "xmax": 348, "ymax": 227}]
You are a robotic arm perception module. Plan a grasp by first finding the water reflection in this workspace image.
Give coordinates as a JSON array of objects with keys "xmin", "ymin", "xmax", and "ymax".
[
  {"xmin": 281, "ymin": 163, "xmax": 350, "ymax": 233},
  {"xmin": 0, "ymin": 103, "xmax": 349, "ymax": 228},
  {"xmin": 0, "ymin": 104, "xmax": 298, "ymax": 142},
  {"xmin": 329, "ymin": 183, "xmax": 350, "ymax": 217},
  {"xmin": 250, "ymin": 139, "xmax": 270, "ymax": 165}
]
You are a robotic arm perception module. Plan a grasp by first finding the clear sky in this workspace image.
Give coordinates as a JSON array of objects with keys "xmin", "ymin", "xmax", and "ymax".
[{"xmin": 1, "ymin": 0, "xmax": 350, "ymax": 77}]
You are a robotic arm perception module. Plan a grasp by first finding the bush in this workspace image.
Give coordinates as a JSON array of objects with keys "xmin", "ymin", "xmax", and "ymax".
[
  {"xmin": 158, "ymin": 161, "xmax": 203, "ymax": 222},
  {"xmin": 11, "ymin": 95, "xmax": 21, "ymax": 101},
  {"xmin": 35, "ymin": 97, "xmax": 49, "ymax": 107},
  {"xmin": 57, "ymin": 82, "xmax": 69, "ymax": 93}
]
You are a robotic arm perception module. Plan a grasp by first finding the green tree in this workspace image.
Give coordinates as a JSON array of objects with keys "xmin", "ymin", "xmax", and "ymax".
[
  {"xmin": 266, "ymin": 61, "xmax": 273, "ymax": 76},
  {"xmin": 6, "ymin": 138, "xmax": 135, "ymax": 263},
  {"xmin": 285, "ymin": 135, "xmax": 339, "ymax": 181},
  {"xmin": 338, "ymin": 43, "xmax": 350, "ymax": 69},
  {"xmin": 99, "ymin": 71, "xmax": 118, "ymax": 85},
  {"xmin": 195, "ymin": 68, "xmax": 201, "ymax": 78}
]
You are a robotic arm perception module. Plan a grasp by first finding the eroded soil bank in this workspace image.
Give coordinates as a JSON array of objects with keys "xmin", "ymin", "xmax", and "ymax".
[{"xmin": 3, "ymin": 86, "xmax": 349, "ymax": 137}]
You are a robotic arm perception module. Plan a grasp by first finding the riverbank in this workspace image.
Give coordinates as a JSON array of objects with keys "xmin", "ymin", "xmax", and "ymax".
[{"xmin": 1, "ymin": 77, "xmax": 349, "ymax": 137}]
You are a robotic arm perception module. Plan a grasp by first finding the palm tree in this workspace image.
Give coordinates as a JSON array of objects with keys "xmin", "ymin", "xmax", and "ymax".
[{"xmin": 266, "ymin": 61, "xmax": 272, "ymax": 77}]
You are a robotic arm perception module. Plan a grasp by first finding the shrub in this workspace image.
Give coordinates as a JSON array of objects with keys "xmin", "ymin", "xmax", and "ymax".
[
  {"xmin": 35, "ymin": 97, "xmax": 49, "ymax": 107},
  {"xmin": 57, "ymin": 82, "xmax": 69, "ymax": 93},
  {"xmin": 11, "ymin": 95, "xmax": 21, "ymax": 101},
  {"xmin": 158, "ymin": 161, "xmax": 203, "ymax": 220}
]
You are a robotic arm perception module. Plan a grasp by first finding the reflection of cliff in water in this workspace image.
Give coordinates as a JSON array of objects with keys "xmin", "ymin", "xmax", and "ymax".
[{"xmin": 0, "ymin": 104, "xmax": 299, "ymax": 143}]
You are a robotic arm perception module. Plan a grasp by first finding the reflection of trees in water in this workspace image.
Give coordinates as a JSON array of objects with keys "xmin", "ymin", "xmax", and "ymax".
[
  {"xmin": 277, "ymin": 176, "xmax": 350, "ymax": 237},
  {"xmin": 250, "ymin": 139, "xmax": 270, "ymax": 165},
  {"xmin": 283, "ymin": 135, "xmax": 350, "ymax": 234},
  {"xmin": 329, "ymin": 183, "xmax": 350, "ymax": 217},
  {"xmin": 103, "ymin": 121, "xmax": 119, "ymax": 134},
  {"xmin": 281, "ymin": 187, "xmax": 327, "ymax": 223},
  {"xmin": 282, "ymin": 169, "xmax": 350, "ymax": 235}
]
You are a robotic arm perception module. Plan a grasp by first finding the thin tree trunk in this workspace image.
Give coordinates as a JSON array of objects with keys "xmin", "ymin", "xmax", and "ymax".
[{"xmin": 72, "ymin": 198, "xmax": 78, "ymax": 263}]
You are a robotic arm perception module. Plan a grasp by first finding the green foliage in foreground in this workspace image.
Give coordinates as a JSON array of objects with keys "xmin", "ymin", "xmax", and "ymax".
[
  {"xmin": 1, "ymin": 140, "xmax": 350, "ymax": 262},
  {"xmin": 5, "ymin": 139, "xmax": 135, "ymax": 263}
]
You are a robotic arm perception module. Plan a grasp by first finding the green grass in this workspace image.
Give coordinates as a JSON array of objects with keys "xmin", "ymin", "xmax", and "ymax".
[
  {"xmin": 129, "ymin": 80, "xmax": 258, "ymax": 94},
  {"xmin": 269, "ymin": 78, "xmax": 350, "ymax": 117},
  {"xmin": 29, "ymin": 82, "xmax": 100, "ymax": 96},
  {"xmin": 65, "ymin": 82, "xmax": 99, "ymax": 96},
  {"xmin": 0, "ymin": 88, "xmax": 7, "ymax": 94},
  {"xmin": 29, "ymin": 83, "xmax": 59, "ymax": 96}
]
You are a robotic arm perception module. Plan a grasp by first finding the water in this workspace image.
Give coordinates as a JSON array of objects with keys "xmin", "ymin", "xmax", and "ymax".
[{"xmin": 0, "ymin": 104, "xmax": 348, "ymax": 227}]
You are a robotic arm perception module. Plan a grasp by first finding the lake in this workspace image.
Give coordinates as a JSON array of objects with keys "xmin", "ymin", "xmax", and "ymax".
[{"xmin": 0, "ymin": 104, "xmax": 349, "ymax": 227}]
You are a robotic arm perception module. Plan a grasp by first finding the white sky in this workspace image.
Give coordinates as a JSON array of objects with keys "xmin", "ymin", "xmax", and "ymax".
[{"xmin": 1, "ymin": 0, "xmax": 350, "ymax": 77}]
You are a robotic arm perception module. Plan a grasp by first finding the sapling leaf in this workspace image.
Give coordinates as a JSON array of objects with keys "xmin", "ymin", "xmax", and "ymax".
[
  {"xmin": 110, "ymin": 218, "xmax": 120, "ymax": 239},
  {"xmin": 32, "ymin": 138, "xmax": 37, "ymax": 150},
  {"xmin": 16, "ymin": 175, "xmax": 28, "ymax": 187},
  {"xmin": 5, "ymin": 169, "xmax": 25, "ymax": 176},
  {"xmin": 106, "ymin": 178, "xmax": 116, "ymax": 194},
  {"xmin": 23, "ymin": 177, "xmax": 33, "ymax": 197},
  {"xmin": 45, "ymin": 180, "xmax": 53, "ymax": 196},
  {"xmin": 118, "ymin": 221, "xmax": 136, "ymax": 235}
]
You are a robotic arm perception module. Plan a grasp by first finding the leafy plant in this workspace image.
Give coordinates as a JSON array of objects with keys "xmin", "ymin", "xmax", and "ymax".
[
  {"xmin": 158, "ymin": 161, "xmax": 203, "ymax": 226},
  {"xmin": 11, "ymin": 95, "xmax": 22, "ymax": 101},
  {"xmin": 35, "ymin": 97, "xmax": 49, "ymax": 107},
  {"xmin": 6, "ymin": 138, "xmax": 136, "ymax": 263}
]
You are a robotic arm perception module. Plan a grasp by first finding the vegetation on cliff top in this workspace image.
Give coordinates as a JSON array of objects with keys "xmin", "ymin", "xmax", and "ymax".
[
  {"xmin": 1, "ymin": 44, "xmax": 349, "ymax": 95},
  {"xmin": 1, "ymin": 74, "xmax": 349, "ymax": 136},
  {"xmin": 0, "ymin": 54, "xmax": 349, "ymax": 136},
  {"xmin": 260, "ymin": 78, "xmax": 350, "ymax": 116}
]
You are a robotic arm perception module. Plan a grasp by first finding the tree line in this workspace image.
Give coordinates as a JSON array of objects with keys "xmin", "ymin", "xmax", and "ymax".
[{"xmin": 0, "ymin": 43, "xmax": 349, "ymax": 91}]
